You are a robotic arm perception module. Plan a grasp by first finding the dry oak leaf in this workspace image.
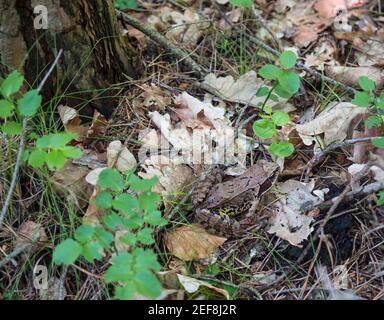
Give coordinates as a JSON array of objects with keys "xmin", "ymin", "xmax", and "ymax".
[
  {"xmin": 107, "ymin": 140, "xmax": 137, "ymax": 173},
  {"xmin": 164, "ymin": 224, "xmax": 227, "ymax": 261}
]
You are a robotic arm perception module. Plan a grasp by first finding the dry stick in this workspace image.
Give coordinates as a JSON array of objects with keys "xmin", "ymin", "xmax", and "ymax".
[
  {"xmin": 304, "ymin": 137, "xmax": 375, "ymax": 183},
  {"xmin": 116, "ymin": 10, "xmax": 206, "ymax": 76},
  {"xmin": 0, "ymin": 49, "xmax": 63, "ymax": 229},
  {"xmin": 0, "ymin": 243, "xmax": 31, "ymax": 269}
]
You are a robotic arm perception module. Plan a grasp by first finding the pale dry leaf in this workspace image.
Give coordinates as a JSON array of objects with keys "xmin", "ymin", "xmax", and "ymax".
[
  {"xmin": 176, "ymin": 274, "xmax": 229, "ymax": 299},
  {"xmin": 295, "ymin": 102, "xmax": 369, "ymax": 147},
  {"xmin": 107, "ymin": 140, "xmax": 137, "ymax": 173},
  {"xmin": 164, "ymin": 224, "xmax": 227, "ymax": 261},
  {"xmin": 325, "ymin": 66, "xmax": 384, "ymax": 89},
  {"xmin": 268, "ymin": 202, "xmax": 314, "ymax": 246},
  {"xmin": 202, "ymin": 71, "xmax": 294, "ymax": 111},
  {"xmin": 57, "ymin": 105, "xmax": 87, "ymax": 139},
  {"xmin": 314, "ymin": 0, "xmax": 367, "ymax": 19}
]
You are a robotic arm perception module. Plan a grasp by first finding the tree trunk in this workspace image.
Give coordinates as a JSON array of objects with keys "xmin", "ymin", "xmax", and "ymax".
[{"xmin": 0, "ymin": 0, "xmax": 139, "ymax": 116}]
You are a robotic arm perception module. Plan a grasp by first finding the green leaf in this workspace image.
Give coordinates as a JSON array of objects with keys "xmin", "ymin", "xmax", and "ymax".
[
  {"xmin": 138, "ymin": 191, "xmax": 161, "ymax": 212},
  {"xmin": 0, "ymin": 100, "xmax": 15, "ymax": 118},
  {"xmin": 274, "ymin": 84, "xmax": 293, "ymax": 99},
  {"xmin": 60, "ymin": 146, "xmax": 82, "ymax": 159},
  {"xmin": 46, "ymin": 150, "xmax": 67, "ymax": 169},
  {"xmin": 279, "ymin": 51, "xmax": 297, "ymax": 69},
  {"xmin": 0, "ymin": 70, "xmax": 24, "ymax": 98},
  {"xmin": 103, "ymin": 212, "xmax": 124, "ymax": 230},
  {"xmin": 135, "ymin": 270, "xmax": 162, "ymax": 298},
  {"xmin": 268, "ymin": 141, "xmax": 294, "ymax": 158},
  {"xmin": 28, "ymin": 149, "xmax": 47, "ymax": 168},
  {"xmin": 126, "ymin": 174, "xmax": 158, "ymax": 192},
  {"xmin": 378, "ymin": 191, "xmax": 384, "ymax": 206},
  {"xmin": 256, "ymin": 86, "xmax": 270, "ymax": 97},
  {"xmin": 229, "ymin": 0, "xmax": 252, "ymax": 7},
  {"xmin": 376, "ymin": 93, "xmax": 384, "ymax": 109},
  {"xmin": 272, "ymin": 111, "xmax": 290, "ymax": 126},
  {"xmin": 278, "ymin": 71, "xmax": 300, "ymax": 94},
  {"xmin": 98, "ymin": 168, "xmax": 124, "ymax": 192},
  {"xmin": 137, "ymin": 228, "xmax": 154, "ymax": 245},
  {"xmin": 104, "ymin": 252, "xmax": 134, "ymax": 283},
  {"xmin": 144, "ymin": 210, "xmax": 167, "ymax": 226},
  {"xmin": 74, "ymin": 225, "xmax": 95, "ymax": 244},
  {"xmin": 94, "ymin": 227, "xmax": 114, "ymax": 249},
  {"xmin": 114, "ymin": 0, "xmax": 138, "ymax": 10},
  {"xmin": 120, "ymin": 233, "xmax": 137, "ymax": 246},
  {"xmin": 258, "ymin": 64, "xmax": 281, "ymax": 81},
  {"xmin": 2, "ymin": 121, "xmax": 22, "ymax": 136},
  {"xmin": 252, "ymin": 118, "xmax": 275, "ymax": 139},
  {"xmin": 358, "ymin": 76, "xmax": 375, "ymax": 91},
  {"xmin": 112, "ymin": 193, "xmax": 139, "ymax": 215},
  {"xmin": 365, "ymin": 116, "xmax": 382, "ymax": 129},
  {"xmin": 82, "ymin": 241, "xmax": 104, "ymax": 262},
  {"xmin": 352, "ymin": 91, "xmax": 372, "ymax": 107},
  {"xmin": 53, "ymin": 239, "xmax": 82, "ymax": 265},
  {"xmin": 95, "ymin": 192, "xmax": 113, "ymax": 209},
  {"xmin": 17, "ymin": 89, "xmax": 42, "ymax": 117},
  {"xmin": 36, "ymin": 132, "xmax": 78, "ymax": 149},
  {"xmin": 121, "ymin": 213, "xmax": 144, "ymax": 229},
  {"xmin": 135, "ymin": 249, "xmax": 161, "ymax": 271},
  {"xmin": 372, "ymin": 137, "xmax": 384, "ymax": 148},
  {"xmin": 115, "ymin": 284, "xmax": 136, "ymax": 300}
]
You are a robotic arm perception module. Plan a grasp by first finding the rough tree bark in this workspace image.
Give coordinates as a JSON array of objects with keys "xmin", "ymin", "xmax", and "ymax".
[{"xmin": 0, "ymin": 0, "xmax": 139, "ymax": 116}]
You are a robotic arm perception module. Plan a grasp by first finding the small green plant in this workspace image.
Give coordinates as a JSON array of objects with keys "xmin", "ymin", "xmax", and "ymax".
[
  {"xmin": 378, "ymin": 191, "xmax": 384, "ymax": 206},
  {"xmin": 0, "ymin": 71, "xmax": 81, "ymax": 169},
  {"xmin": 53, "ymin": 168, "xmax": 167, "ymax": 300},
  {"xmin": 351, "ymin": 75, "xmax": 384, "ymax": 206},
  {"xmin": 114, "ymin": 0, "xmax": 138, "ymax": 10},
  {"xmin": 229, "ymin": 0, "xmax": 252, "ymax": 7},
  {"xmin": 351, "ymin": 75, "xmax": 384, "ymax": 149},
  {"xmin": 252, "ymin": 51, "xmax": 300, "ymax": 158}
]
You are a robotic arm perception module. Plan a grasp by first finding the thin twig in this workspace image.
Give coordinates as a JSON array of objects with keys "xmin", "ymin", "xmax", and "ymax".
[
  {"xmin": 0, "ymin": 243, "xmax": 31, "ymax": 269},
  {"xmin": 0, "ymin": 49, "xmax": 63, "ymax": 229},
  {"xmin": 116, "ymin": 10, "xmax": 206, "ymax": 76}
]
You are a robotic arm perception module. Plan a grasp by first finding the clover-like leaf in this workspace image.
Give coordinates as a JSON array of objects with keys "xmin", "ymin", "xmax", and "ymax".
[
  {"xmin": 352, "ymin": 91, "xmax": 372, "ymax": 108},
  {"xmin": 279, "ymin": 51, "xmax": 297, "ymax": 69},
  {"xmin": 268, "ymin": 141, "xmax": 294, "ymax": 158},
  {"xmin": 252, "ymin": 118, "xmax": 275, "ymax": 139},
  {"xmin": 272, "ymin": 111, "xmax": 290, "ymax": 126},
  {"xmin": 358, "ymin": 76, "xmax": 375, "ymax": 92}
]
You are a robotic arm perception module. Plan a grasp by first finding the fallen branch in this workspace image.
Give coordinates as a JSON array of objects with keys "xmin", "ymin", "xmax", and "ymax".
[
  {"xmin": 117, "ymin": 10, "xmax": 206, "ymax": 76},
  {"xmin": 0, "ymin": 49, "xmax": 63, "ymax": 229}
]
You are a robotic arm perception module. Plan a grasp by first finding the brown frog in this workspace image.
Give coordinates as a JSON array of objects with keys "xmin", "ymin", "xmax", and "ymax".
[{"xmin": 192, "ymin": 160, "xmax": 278, "ymax": 237}]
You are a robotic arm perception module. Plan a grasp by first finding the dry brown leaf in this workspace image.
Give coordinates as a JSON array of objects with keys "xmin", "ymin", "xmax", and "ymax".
[
  {"xmin": 52, "ymin": 162, "xmax": 93, "ymax": 209},
  {"xmin": 164, "ymin": 224, "xmax": 227, "ymax": 261},
  {"xmin": 314, "ymin": 0, "xmax": 367, "ymax": 19},
  {"xmin": 16, "ymin": 221, "xmax": 47, "ymax": 249}
]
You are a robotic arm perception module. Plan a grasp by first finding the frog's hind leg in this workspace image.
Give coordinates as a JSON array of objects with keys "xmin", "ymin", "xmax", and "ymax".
[
  {"xmin": 191, "ymin": 167, "xmax": 223, "ymax": 206},
  {"xmin": 195, "ymin": 209, "xmax": 241, "ymax": 237}
]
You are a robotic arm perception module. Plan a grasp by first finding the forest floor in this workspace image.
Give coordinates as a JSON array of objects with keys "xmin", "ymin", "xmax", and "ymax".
[{"xmin": 1, "ymin": 0, "xmax": 384, "ymax": 300}]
